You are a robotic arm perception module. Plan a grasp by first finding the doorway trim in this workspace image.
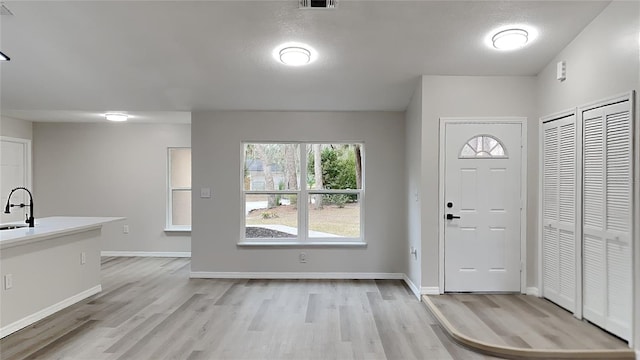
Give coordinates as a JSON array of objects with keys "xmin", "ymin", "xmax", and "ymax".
[{"xmin": 438, "ymin": 117, "xmax": 528, "ymax": 294}]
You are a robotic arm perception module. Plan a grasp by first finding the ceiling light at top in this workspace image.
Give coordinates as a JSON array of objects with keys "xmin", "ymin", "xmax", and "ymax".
[
  {"xmin": 273, "ymin": 42, "xmax": 317, "ymax": 66},
  {"xmin": 105, "ymin": 113, "xmax": 128, "ymax": 122},
  {"xmin": 0, "ymin": 51, "xmax": 10, "ymax": 61},
  {"xmin": 279, "ymin": 47, "xmax": 311, "ymax": 66},
  {"xmin": 491, "ymin": 28, "xmax": 529, "ymax": 50}
]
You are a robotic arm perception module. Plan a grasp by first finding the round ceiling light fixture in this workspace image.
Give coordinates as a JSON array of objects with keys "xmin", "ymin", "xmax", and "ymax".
[
  {"xmin": 279, "ymin": 47, "xmax": 311, "ymax": 66},
  {"xmin": 273, "ymin": 42, "xmax": 317, "ymax": 66},
  {"xmin": 485, "ymin": 25, "xmax": 537, "ymax": 51},
  {"xmin": 105, "ymin": 113, "xmax": 128, "ymax": 122},
  {"xmin": 492, "ymin": 28, "xmax": 529, "ymax": 50}
]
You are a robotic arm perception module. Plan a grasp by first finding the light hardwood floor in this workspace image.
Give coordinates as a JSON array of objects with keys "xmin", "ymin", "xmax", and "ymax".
[
  {"xmin": 0, "ymin": 257, "xmax": 499, "ymax": 360},
  {"xmin": 426, "ymin": 294, "xmax": 629, "ymax": 351}
]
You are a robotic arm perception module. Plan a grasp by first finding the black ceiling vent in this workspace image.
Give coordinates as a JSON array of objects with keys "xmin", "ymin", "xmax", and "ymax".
[{"xmin": 300, "ymin": 0, "xmax": 336, "ymax": 9}]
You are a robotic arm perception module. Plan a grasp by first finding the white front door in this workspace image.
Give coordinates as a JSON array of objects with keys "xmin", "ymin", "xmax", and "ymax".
[{"xmin": 444, "ymin": 122, "xmax": 522, "ymax": 292}]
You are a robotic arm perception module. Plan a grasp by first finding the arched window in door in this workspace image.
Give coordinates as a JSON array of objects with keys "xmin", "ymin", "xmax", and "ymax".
[{"xmin": 459, "ymin": 135, "xmax": 507, "ymax": 158}]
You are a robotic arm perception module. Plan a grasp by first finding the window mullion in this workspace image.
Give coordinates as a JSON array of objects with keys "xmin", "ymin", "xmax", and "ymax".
[
  {"xmin": 167, "ymin": 148, "xmax": 173, "ymax": 228},
  {"xmin": 299, "ymin": 144, "xmax": 308, "ymax": 242}
]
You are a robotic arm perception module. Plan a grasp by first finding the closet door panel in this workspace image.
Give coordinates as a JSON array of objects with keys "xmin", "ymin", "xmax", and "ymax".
[
  {"xmin": 542, "ymin": 123, "xmax": 560, "ymax": 303},
  {"xmin": 582, "ymin": 111, "xmax": 604, "ymax": 230},
  {"xmin": 581, "ymin": 100, "xmax": 632, "ymax": 341},
  {"xmin": 541, "ymin": 115, "xmax": 576, "ymax": 312},
  {"xmin": 558, "ymin": 121, "xmax": 576, "ymax": 303}
]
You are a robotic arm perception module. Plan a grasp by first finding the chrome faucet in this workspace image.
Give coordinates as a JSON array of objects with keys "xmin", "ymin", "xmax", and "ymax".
[{"xmin": 4, "ymin": 187, "xmax": 35, "ymax": 227}]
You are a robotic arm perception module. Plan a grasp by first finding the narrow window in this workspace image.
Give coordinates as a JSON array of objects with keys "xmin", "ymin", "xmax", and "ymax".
[{"xmin": 167, "ymin": 147, "xmax": 191, "ymax": 230}]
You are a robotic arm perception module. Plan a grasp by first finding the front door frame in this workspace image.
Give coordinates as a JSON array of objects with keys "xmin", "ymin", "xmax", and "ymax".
[{"xmin": 438, "ymin": 117, "xmax": 528, "ymax": 294}]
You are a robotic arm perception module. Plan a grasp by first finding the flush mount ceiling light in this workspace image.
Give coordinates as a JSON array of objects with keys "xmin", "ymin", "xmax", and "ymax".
[
  {"xmin": 492, "ymin": 29, "xmax": 528, "ymax": 50},
  {"xmin": 486, "ymin": 25, "xmax": 537, "ymax": 51},
  {"xmin": 273, "ymin": 42, "xmax": 317, "ymax": 66},
  {"xmin": 280, "ymin": 47, "xmax": 311, "ymax": 66},
  {"xmin": 0, "ymin": 51, "xmax": 10, "ymax": 61},
  {"xmin": 105, "ymin": 113, "xmax": 128, "ymax": 122}
]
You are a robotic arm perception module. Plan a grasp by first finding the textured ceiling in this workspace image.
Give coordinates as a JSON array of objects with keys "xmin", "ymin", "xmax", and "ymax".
[{"xmin": 0, "ymin": 1, "xmax": 610, "ymax": 122}]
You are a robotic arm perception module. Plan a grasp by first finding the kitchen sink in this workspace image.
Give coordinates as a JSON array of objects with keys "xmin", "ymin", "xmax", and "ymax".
[{"xmin": 0, "ymin": 224, "xmax": 28, "ymax": 230}]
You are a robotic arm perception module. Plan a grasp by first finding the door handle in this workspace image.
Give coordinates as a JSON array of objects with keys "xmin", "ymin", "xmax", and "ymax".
[{"xmin": 446, "ymin": 213, "xmax": 461, "ymax": 220}]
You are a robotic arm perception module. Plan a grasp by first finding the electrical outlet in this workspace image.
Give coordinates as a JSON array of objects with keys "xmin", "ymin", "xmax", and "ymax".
[
  {"xmin": 4, "ymin": 274, "xmax": 13, "ymax": 290},
  {"xmin": 299, "ymin": 252, "xmax": 307, "ymax": 263},
  {"xmin": 123, "ymin": 224, "xmax": 129, "ymax": 234},
  {"xmin": 81, "ymin": 252, "xmax": 86, "ymax": 265}
]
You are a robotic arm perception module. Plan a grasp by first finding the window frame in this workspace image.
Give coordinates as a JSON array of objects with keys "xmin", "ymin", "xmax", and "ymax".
[
  {"xmin": 166, "ymin": 147, "xmax": 192, "ymax": 232},
  {"xmin": 239, "ymin": 142, "xmax": 365, "ymax": 246}
]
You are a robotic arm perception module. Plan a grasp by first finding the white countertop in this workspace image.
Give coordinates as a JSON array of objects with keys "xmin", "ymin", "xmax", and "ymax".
[{"xmin": 0, "ymin": 216, "xmax": 125, "ymax": 249}]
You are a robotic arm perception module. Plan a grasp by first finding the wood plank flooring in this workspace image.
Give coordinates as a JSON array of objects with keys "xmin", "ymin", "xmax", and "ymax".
[
  {"xmin": 0, "ymin": 257, "xmax": 500, "ymax": 360},
  {"xmin": 426, "ymin": 294, "xmax": 629, "ymax": 351}
]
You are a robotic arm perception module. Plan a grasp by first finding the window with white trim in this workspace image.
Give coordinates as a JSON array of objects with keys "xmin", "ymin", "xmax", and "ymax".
[
  {"xmin": 167, "ymin": 147, "xmax": 191, "ymax": 231},
  {"xmin": 242, "ymin": 143, "xmax": 364, "ymax": 244}
]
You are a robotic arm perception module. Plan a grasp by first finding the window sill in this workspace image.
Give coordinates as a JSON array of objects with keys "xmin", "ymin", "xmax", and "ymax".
[
  {"xmin": 237, "ymin": 241, "xmax": 367, "ymax": 247},
  {"xmin": 164, "ymin": 228, "xmax": 191, "ymax": 233}
]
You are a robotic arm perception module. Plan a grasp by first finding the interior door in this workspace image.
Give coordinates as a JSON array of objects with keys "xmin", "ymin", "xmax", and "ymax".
[
  {"xmin": 0, "ymin": 137, "xmax": 31, "ymax": 224},
  {"xmin": 444, "ymin": 122, "xmax": 522, "ymax": 292}
]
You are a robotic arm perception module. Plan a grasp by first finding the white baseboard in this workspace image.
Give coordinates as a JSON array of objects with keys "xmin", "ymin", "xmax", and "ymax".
[
  {"xmin": 421, "ymin": 286, "xmax": 440, "ymax": 295},
  {"xmin": 526, "ymin": 287, "xmax": 540, "ymax": 297},
  {"xmin": 190, "ymin": 271, "xmax": 404, "ymax": 280},
  {"xmin": 101, "ymin": 251, "xmax": 191, "ymax": 258},
  {"xmin": 0, "ymin": 285, "xmax": 101, "ymax": 338},
  {"xmin": 402, "ymin": 274, "xmax": 421, "ymax": 300}
]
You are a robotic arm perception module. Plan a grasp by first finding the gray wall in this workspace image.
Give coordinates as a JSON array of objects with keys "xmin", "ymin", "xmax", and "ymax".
[
  {"xmin": 536, "ymin": 1, "xmax": 639, "ymax": 116},
  {"xmin": 404, "ymin": 81, "xmax": 422, "ymax": 290},
  {"xmin": 33, "ymin": 122, "xmax": 191, "ymax": 253},
  {"xmin": 191, "ymin": 111, "xmax": 406, "ymax": 274},
  {"xmin": 534, "ymin": 0, "xmax": 640, "ymax": 351},
  {"xmin": 419, "ymin": 75, "xmax": 538, "ymax": 288},
  {"xmin": 0, "ymin": 116, "xmax": 32, "ymax": 139}
]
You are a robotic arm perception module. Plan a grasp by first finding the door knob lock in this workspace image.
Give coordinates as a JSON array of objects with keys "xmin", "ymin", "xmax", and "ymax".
[{"xmin": 446, "ymin": 213, "xmax": 461, "ymax": 220}]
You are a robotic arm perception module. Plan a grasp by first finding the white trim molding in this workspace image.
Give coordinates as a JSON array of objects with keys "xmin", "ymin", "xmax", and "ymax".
[
  {"xmin": 0, "ymin": 285, "xmax": 101, "ymax": 338},
  {"xmin": 190, "ymin": 272, "xmax": 404, "ymax": 280},
  {"xmin": 526, "ymin": 287, "xmax": 540, "ymax": 297},
  {"xmin": 101, "ymin": 251, "xmax": 191, "ymax": 258},
  {"xmin": 421, "ymin": 287, "xmax": 441, "ymax": 295},
  {"xmin": 403, "ymin": 274, "xmax": 421, "ymax": 300}
]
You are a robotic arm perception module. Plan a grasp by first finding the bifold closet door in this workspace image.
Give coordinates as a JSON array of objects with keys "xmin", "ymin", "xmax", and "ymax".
[
  {"xmin": 542, "ymin": 115, "xmax": 577, "ymax": 312},
  {"xmin": 582, "ymin": 100, "xmax": 632, "ymax": 341}
]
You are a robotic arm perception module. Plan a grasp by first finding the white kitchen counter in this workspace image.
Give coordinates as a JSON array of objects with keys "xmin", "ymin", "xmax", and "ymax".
[
  {"xmin": 0, "ymin": 215, "xmax": 124, "ymax": 338},
  {"xmin": 0, "ymin": 216, "xmax": 124, "ymax": 250}
]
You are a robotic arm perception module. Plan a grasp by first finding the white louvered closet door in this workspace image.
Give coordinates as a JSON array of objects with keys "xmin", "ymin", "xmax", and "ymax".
[
  {"xmin": 542, "ymin": 115, "xmax": 577, "ymax": 312},
  {"xmin": 582, "ymin": 100, "xmax": 632, "ymax": 341}
]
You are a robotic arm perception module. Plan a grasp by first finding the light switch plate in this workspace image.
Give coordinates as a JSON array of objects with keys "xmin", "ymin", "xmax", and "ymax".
[
  {"xmin": 556, "ymin": 60, "xmax": 566, "ymax": 81},
  {"xmin": 4, "ymin": 274, "xmax": 13, "ymax": 290},
  {"xmin": 200, "ymin": 187, "xmax": 211, "ymax": 198}
]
